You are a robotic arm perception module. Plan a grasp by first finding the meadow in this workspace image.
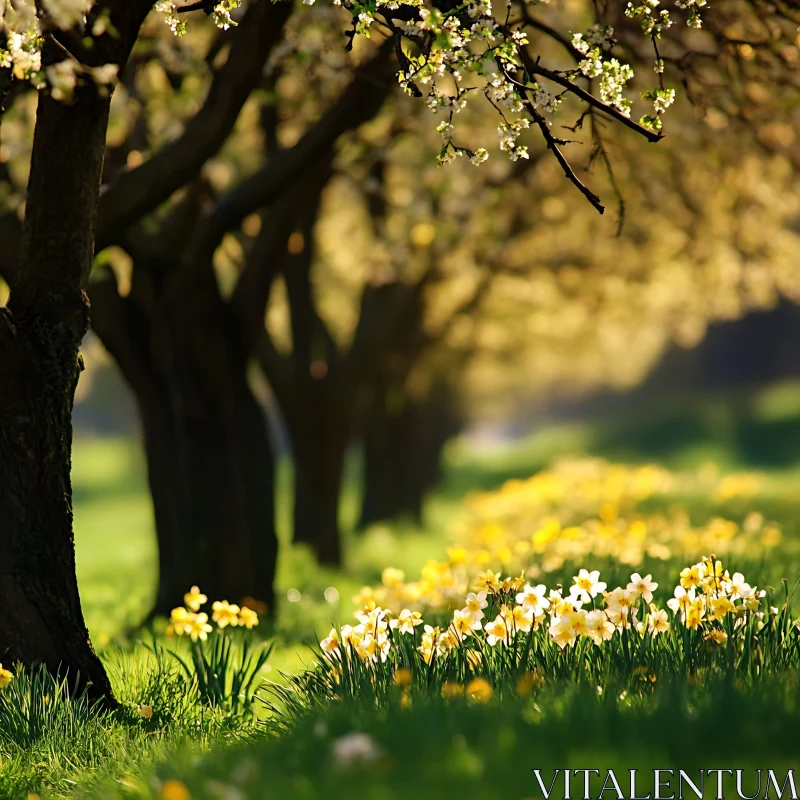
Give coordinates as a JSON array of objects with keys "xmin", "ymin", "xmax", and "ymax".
[{"xmin": 5, "ymin": 382, "xmax": 800, "ymax": 799}]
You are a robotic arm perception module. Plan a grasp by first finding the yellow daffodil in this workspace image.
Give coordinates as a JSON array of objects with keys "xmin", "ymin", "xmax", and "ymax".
[
  {"xmin": 211, "ymin": 600, "xmax": 240, "ymax": 628},
  {"xmin": 0, "ymin": 665, "xmax": 13, "ymax": 689},
  {"xmin": 185, "ymin": 612, "xmax": 213, "ymax": 642},
  {"xmin": 183, "ymin": 585, "xmax": 207, "ymax": 612},
  {"xmin": 238, "ymin": 606, "xmax": 259, "ymax": 629}
]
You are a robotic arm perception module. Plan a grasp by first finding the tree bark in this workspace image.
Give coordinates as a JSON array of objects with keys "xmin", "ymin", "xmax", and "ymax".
[
  {"xmin": 91, "ymin": 257, "xmax": 280, "ymax": 619},
  {"xmin": 359, "ymin": 386, "xmax": 461, "ymax": 529},
  {"xmin": 0, "ymin": 88, "xmax": 115, "ymax": 703},
  {"xmin": 290, "ymin": 400, "xmax": 349, "ymax": 566}
]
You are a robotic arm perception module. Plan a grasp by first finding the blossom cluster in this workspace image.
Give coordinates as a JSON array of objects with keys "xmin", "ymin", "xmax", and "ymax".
[
  {"xmin": 320, "ymin": 557, "xmax": 773, "ymax": 671},
  {"xmin": 167, "ymin": 586, "xmax": 260, "ymax": 641},
  {"xmin": 149, "ymin": 0, "xmax": 706, "ymax": 171},
  {"xmin": 357, "ymin": 460, "xmax": 779, "ymax": 616}
]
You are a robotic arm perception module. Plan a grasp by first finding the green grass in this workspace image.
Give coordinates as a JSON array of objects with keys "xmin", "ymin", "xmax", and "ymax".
[
  {"xmin": 5, "ymin": 378, "xmax": 795, "ymax": 799},
  {"xmin": 106, "ymin": 680, "xmax": 800, "ymax": 800}
]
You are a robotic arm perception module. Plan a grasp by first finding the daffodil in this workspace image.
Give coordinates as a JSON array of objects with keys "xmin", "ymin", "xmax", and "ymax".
[
  {"xmin": 585, "ymin": 609, "xmax": 615, "ymax": 645},
  {"xmin": 452, "ymin": 607, "xmax": 482, "ymax": 640},
  {"xmin": 728, "ymin": 572, "xmax": 753, "ymax": 601},
  {"xmin": 667, "ymin": 586, "xmax": 695, "ymax": 619},
  {"xmin": 570, "ymin": 569, "xmax": 607, "ymax": 603},
  {"xmin": 320, "ymin": 628, "xmax": 340, "ymax": 654},
  {"xmin": 394, "ymin": 667, "xmax": 412, "ymax": 686},
  {"xmin": 184, "ymin": 585, "xmax": 207, "ymax": 612},
  {"xmin": 464, "ymin": 591, "xmax": 488, "ymax": 621},
  {"xmin": 391, "ymin": 608, "xmax": 423, "ymax": 634},
  {"xmin": 238, "ymin": 606, "xmax": 259, "ymax": 629},
  {"xmin": 679, "ymin": 565, "xmax": 702, "ymax": 590},
  {"xmin": 627, "ymin": 573, "xmax": 658, "ymax": 604},
  {"xmin": 211, "ymin": 600, "xmax": 240, "ymax": 628},
  {"xmin": 511, "ymin": 604, "xmax": 534, "ymax": 633},
  {"xmin": 0, "ymin": 665, "xmax": 13, "ymax": 689},
  {"xmin": 485, "ymin": 615, "xmax": 510, "ymax": 646},
  {"xmin": 647, "ymin": 605, "xmax": 669, "ymax": 634},
  {"xmin": 515, "ymin": 583, "xmax": 550, "ymax": 614},
  {"xmin": 185, "ymin": 612, "xmax": 213, "ymax": 641},
  {"xmin": 474, "ymin": 569, "xmax": 503, "ymax": 593}
]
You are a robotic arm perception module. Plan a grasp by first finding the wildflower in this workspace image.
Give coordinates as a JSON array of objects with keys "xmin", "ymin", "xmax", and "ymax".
[
  {"xmin": 679, "ymin": 565, "xmax": 702, "ymax": 590},
  {"xmin": 137, "ymin": 704, "xmax": 153, "ymax": 719},
  {"xmin": 466, "ymin": 677, "xmax": 493, "ymax": 703},
  {"xmin": 549, "ymin": 612, "xmax": 580, "ymax": 649},
  {"xmin": 331, "ymin": 732, "xmax": 381, "ymax": 769},
  {"xmin": 452, "ymin": 607, "xmax": 482, "ymax": 640},
  {"xmin": 211, "ymin": 600, "xmax": 240, "ymax": 628},
  {"xmin": 550, "ymin": 590, "xmax": 582, "ymax": 615},
  {"xmin": 516, "ymin": 583, "xmax": 550, "ymax": 614},
  {"xmin": 186, "ymin": 612, "xmax": 213, "ymax": 642},
  {"xmin": 466, "ymin": 650, "xmax": 482, "ymax": 670},
  {"xmin": 585, "ymin": 609, "xmax": 615, "ymax": 645},
  {"xmin": 391, "ymin": 609, "xmax": 423, "ymax": 634},
  {"xmin": 447, "ymin": 546, "xmax": 467, "ymax": 564},
  {"xmin": 685, "ymin": 599, "xmax": 705, "ymax": 630},
  {"xmin": 170, "ymin": 606, "xmax": 191, "ymax": 635},
  {"xmin": 474, "ymin": 569, "xmax": 503, "ymax": 592},
  {"xmin": 501, "ymin": 574, "xmax": 525, "ymax": 593},
  {"xmin": 627, "ymin": 573, "xmax": 658, "ymax": 603},
  {"xmin": 438, "ymin": 628, "xmax": 460, "ymax": 653},
  {"xmin": 238, "ymin": 606, "xmax": 259, "ymax": 629},
  {"xmin": 320, "ymin": 628, "xmax": 340, "ymax": 655},
  {"xmin": 240, "ymin": 596, "xmax": 268, "ymax": 614},
  {"xmin": 485, "ymin": 615, "xmax": 510, "ymax": 646},
  {"xmin": 728, "ymin": 572, "xmax": 753, "ymax": 601},
  {"xmin": 0, "ymin": 665, "xmax": 13, "ymax": 689},
  {"xmin": 707, "ymin": 595, "xmax": 735, "ymax": 621},
  {"xmin": 356, "ymin": 633, "xmax": 388, "ymax": 663},
  {"xmin": 570, "ymin": 569, "xmax": 607, "ymax": 603},
  {"xmin": 604, "ymin": 588, "xmax": 634, "ymax": 626},
  {"xmin": 352, "ymin": 586, "xmax": 377, "ymax": 610},
  {"xmin": 340, "ymin": 624, "xmax": 361, "ymax": 649},
  {"xmin": 704, "ymin": 629, "xmax": 728, "ymax": 644},
  {"xmin": 184, "ymin": 585, "xmax": 207, "ymax": 611},
  {"xmin": 666, "ymin": 586, "xmax": 695, "ymax": 619},
  {"xmin": 647, "ymin": 605, "xmax": 670, "ymax": 635},
  {"xmin": 464, "ymin": 591, "xmax": 488, "ymax": 621},
  {"xmin": 511, "ymin": 604, "xmax": 534, "ymax": 633}
]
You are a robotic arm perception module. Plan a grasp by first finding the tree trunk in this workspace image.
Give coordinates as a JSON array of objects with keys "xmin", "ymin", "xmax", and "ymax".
[
  {"xmin": 292, "ymin": 419, "xmax": 348, "ymax": 567},
  {"xmin": 92, "ymin": 262, "xmax": 280, "ymax": 619},
  {"xmin": 359, "ymin": 387, "xmax": 461, "ymax": 529},
  {"xmin": 0, "ymin": 89, "xmax": 115, "ymax": 703}
]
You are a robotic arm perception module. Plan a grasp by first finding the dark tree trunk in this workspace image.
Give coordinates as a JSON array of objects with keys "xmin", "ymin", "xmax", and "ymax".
[
  {"xmin": 359, "ymin": 387, "xmax": 461, "ymax": 529},
  {"xmin": 0, "ymin": 89, "xmax": 115, "ymax": 703},
  {"xmin": 290, "ymin": 396, "xmax": 349, "ymax": 567},
  {"xmin": 92, "ymin": 262, "xmax": 280, "ymax": 618}
]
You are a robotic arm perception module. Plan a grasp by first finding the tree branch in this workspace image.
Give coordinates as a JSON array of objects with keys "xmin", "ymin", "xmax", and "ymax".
[
  {"xmin": 95, "ymin": 0, "xmax": 292, "ymax": 250},
  {"xmin": 518, "ymin": 49, "xmax": 663, "ymax": 144},
  {"xmin": 191, "ymin": 41, "xmax": 396, "ymax": 264}
]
